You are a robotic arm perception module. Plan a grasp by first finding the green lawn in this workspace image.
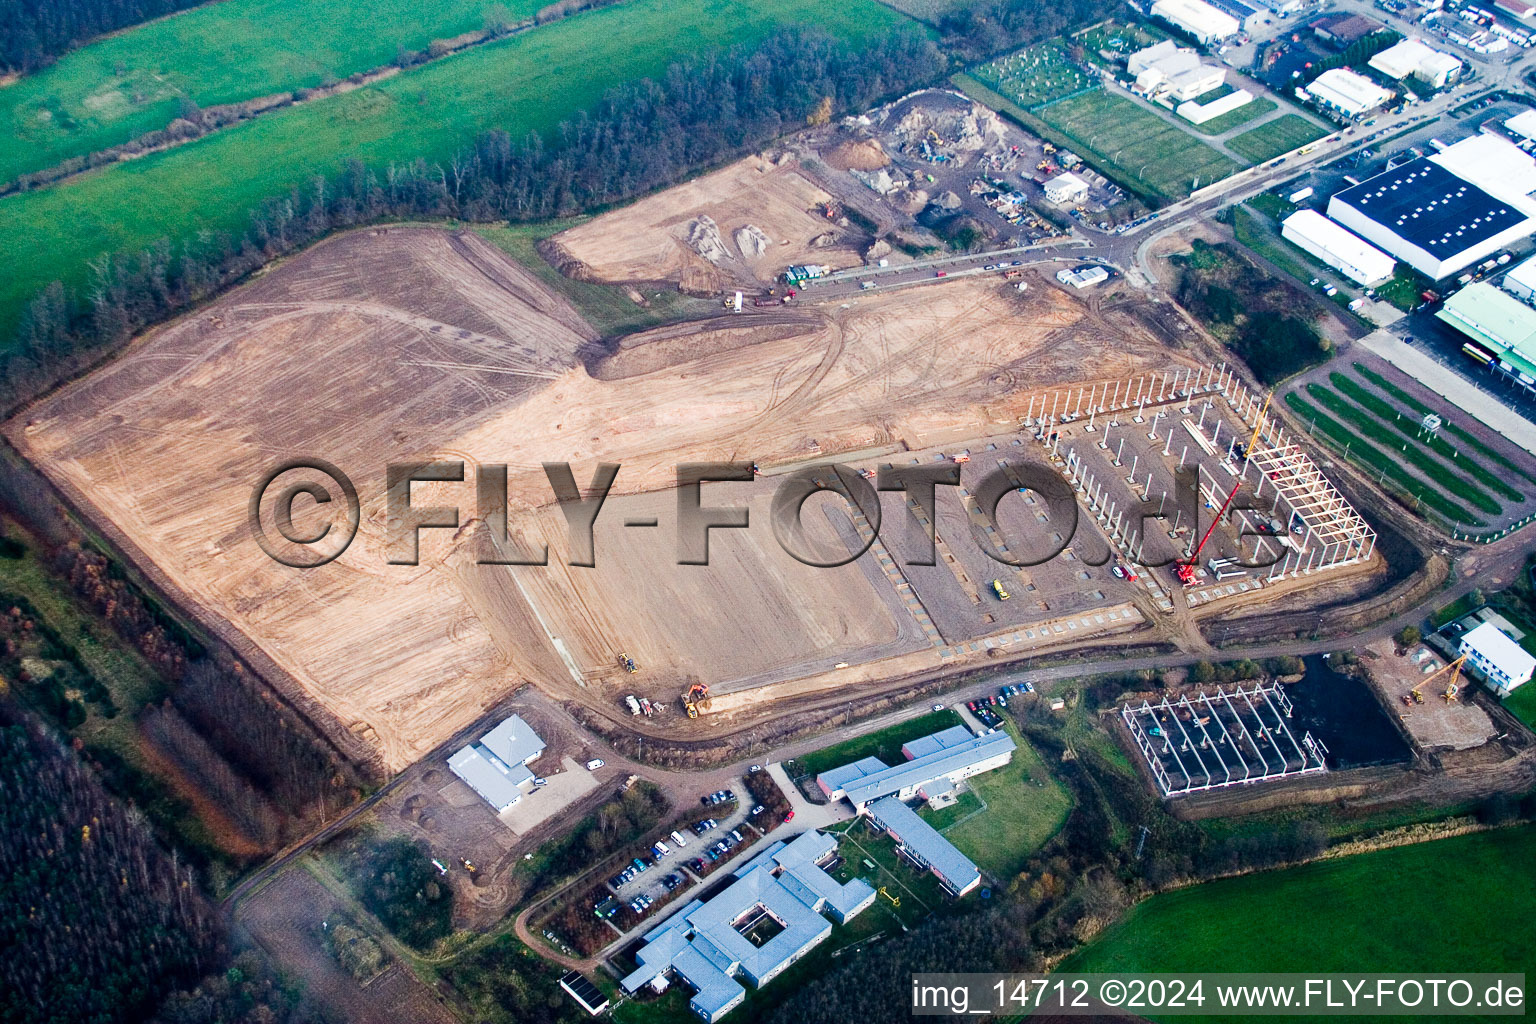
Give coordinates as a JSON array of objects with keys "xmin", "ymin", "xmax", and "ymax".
[
  {"xmin": 793, "ymin": 709, "xmax": 962, "ymax": 779},
  {"xmin": 1066, "ymin": 826, "xmax": 1536, "ymax": 1023},
  {"xmin": 0, "ymin": 0, "xmax": 906, "ymax": 342},
  {"xmin": 1033, "ymin": 89, "xmax": 1241, "ymax": 200},
  {"xmin": 1504, "ymin": 684, "xmax": 1536, "ymax": 730},
  {"xmin": 939, "ymin": 722, "xmax": 1072, "ymax": 879},
  {"xmin": 1225, "ymin": 113, "xmax": 1328, "ymax": 163},
  {"xmin": 475, "ymin": 223, "xmax": 710, "ymax": 336},
  {"xmin": 1, "ymin": 0, "xmax": 546, "ymax": 187},
  {"xmin": 1189, "ymin": 97, "xmax": 1276, "ymax": 136},
  {"xmin": 917, "ymin": 789, "xmax": 983, "ymax": 831}
]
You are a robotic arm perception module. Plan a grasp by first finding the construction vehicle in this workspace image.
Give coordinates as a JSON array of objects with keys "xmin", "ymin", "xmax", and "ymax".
[
  {"xmin": 1177, "ymin": 394, "xmax": 1270, "ymax": 586},
  {"xmin": 684, "ymin": 682, "xmax": 710, "ymax": 719},
  {"xmin": 618, "ymin": 651, "xmax": 639, "ymax": 673},
  {"xmin": 459, "ymin": 858, "xmax": 478, "ymax": 875},
  {"xmin": 991, "ymin": 579, "xmax": 1011, "ymax": 601},
  {"xmin": 639, "ymin": 697, "xmax": 654, "ymax": 716},
  {"xmin": 625, "ymin": 694, "xmax": 642, "ymax": 716}
]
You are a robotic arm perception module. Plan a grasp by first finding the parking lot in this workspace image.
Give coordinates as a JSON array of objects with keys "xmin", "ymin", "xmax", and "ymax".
[{"xmin": 606, "ymin": 780, "xmax": 752, "ymax": 909}]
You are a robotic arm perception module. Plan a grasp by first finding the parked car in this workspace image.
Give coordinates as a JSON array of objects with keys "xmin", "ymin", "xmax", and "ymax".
[
  {"xmin": 585, "ymin": 759, "xmax": 605, "ymax": 771},
  {"xmin": 932, "ymin": 703, "xmax": 945, "ymax": 711}
]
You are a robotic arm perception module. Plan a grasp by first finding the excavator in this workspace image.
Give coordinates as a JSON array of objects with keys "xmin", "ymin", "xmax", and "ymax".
[
  {"xmin": 1411, "ymin": 655, "xmax": 1465, "ymax": 705},
  {"xmin": 1176, "ymin": 394, "xmax": 1270, "ymax": 587},
  {"xmin": 683, "ymin": 682, "xmax": 710, "ymax": 719}
]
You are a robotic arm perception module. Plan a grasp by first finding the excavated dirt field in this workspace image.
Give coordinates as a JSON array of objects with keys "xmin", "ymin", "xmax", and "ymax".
[
  {"xmin": 9, "ymin": 225, "xmax": 1187, "ymax": 772},
  {"xmin": 546, "ymin": 153, "xmax": 867, "ymax": 292}
]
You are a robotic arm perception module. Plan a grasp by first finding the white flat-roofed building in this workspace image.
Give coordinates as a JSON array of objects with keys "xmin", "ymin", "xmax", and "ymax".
[
  {"xmin": 1459, "ymin": 621, "xmax": 1535, "ymax": 696},
  {"xmin": 1369, "ymin": 37, "xmax": 1463, "ymax": 88},
  {"xmin": 1302, "ymin": 68, "xmax": 1393, "ymax": 118},
  {"xmin": 1281, "ymin": 210, "xmax": 1397, "ymax": 284},
  {"xmin": 1506, "ymin": 109, "xmax": 1536, "ymax": 143},
  {"xmin": 1179, "ymin": 88, "xmax": 1254, "ymax": 124},
  {"xmin": 1152, "ymin": 0, "xmax": 1241, "ymax": 42},
  {"xmin": 1043, "ymin": 172, "xmax": 1091, "ymax": 204},
  {"xmin": 1503, "ymin": 253, "xmax": 1536, "ymax": 304}
]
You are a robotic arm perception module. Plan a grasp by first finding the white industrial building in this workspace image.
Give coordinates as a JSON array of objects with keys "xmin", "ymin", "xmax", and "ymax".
[
  {"xmin": 1057, "ymin": 265, "xmax": 1111, "ymax": 288},
  {"xmin": 1179, "ymin": 88, "xmax": 1255, "ymax": 124},
  {"xmin": 1504, "ymin": 253, "xmax": 1536, "ymax": 303},
  {"xmin": 1327, "ymin": 134, "xmax": 1536, "ymax": 279},
  {"xmin": 1301, "ymin": 68, "xmax": 1394, "ymax": 118},
  {"xmin": 447, "ymin": 713, "xmax": 545, "ymax": 812},
  {"xmin": 817, "ymin": 725, "xmax": 1016, "ymax": 810},
  {"xmin": 1368, "ymin": 37, "xmax": 1463, "ymax": 88},
  {"xmin": 1280, "ymin": 210, "xmax": 1397, "ymax": 284},
  {"xmin": 1506, "ymin": 108, "xmax": 1536, "ymax": 144},
  {"xmin": 1151, "ymin": 0, "xmax": 1241, "ymax": 42},
  {"xmin": 1043, "ymin": 171, "xmax": 1090, "ymax": 204},
  {"xmin": 1128, "ymin": 40, "xmax": 1227, "ymax": 101},
  {"xmin": 1459, "ymin": 621, "xmax": 1535, "ymax": 697}
]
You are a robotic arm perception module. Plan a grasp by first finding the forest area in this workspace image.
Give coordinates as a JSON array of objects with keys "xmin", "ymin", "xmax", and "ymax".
[{"xmin": 1, "ymin": 0, "xmax": 207, "ymax": 73}]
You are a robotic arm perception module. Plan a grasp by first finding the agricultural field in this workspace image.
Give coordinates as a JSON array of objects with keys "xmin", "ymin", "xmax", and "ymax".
[
  {"xmin": 1067, "ymin": 826, "xmax": 1536, "ymax": 1022},
  {"xmin": 1286, "ymin": 363, "xmax": 1536, "ymax": 531},
  {"xmin": 0, "ymin": 0, "xmax": 546, "ymax": 187},
  {"xmin": 0, "ymin": 0, "xmax": 906, "ymax": 341},
  {"xmin": 1225, "ymin": 113, "xmax": 1328, "ymax": 163}
]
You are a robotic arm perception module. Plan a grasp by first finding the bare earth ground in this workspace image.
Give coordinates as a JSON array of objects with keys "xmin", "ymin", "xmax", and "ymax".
[
  {"xmin": 9, "ymin": 217, "xmax": 1188, "ymax": 772},
  {"xmin": 546, "ymin": 153, "xmax": 867, "ymax": 293}
]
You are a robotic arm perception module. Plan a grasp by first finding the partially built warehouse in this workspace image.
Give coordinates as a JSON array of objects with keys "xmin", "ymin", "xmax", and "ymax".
[{"xmin": 1121, "ymin": 681, "xmax": 1330, "ymax": 796}]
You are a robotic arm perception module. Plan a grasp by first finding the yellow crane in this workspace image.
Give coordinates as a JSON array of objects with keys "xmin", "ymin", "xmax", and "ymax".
[{"xmin": 1410, "ymin": 655, "xmax": 1465, "ymax": 705}]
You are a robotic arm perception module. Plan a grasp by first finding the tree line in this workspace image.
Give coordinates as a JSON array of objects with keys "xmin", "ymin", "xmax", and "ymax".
[
  {"xmin": 0, "ymin": 703, "xmax": 221, "ymax": 1024},
  {"xmin": 2, "ymin": 24, "xmax": 945, "ymax": 408},
  {"xmin": 1, "ymin": 0, "xmax": 210, "ymax": 74}
]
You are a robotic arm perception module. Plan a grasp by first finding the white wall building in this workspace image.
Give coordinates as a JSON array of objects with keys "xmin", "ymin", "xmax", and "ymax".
[
  {"xmin": 1281, "ymin": 210, "xmax": 1397, "ymax": 284},
  {"xmin": 1368, "ymin": 37, "xmax": 1463, "ymax": 88},
  {"xmin": 1302, "ymin": 68, "xmax": 1393, "ymax": 118},
  {"xmin": 1129, "ymin": 40, "xmax": 1227, "ymax": 100},
  {"xmin": 1043, "ymin": 172, "xmax": 1090, "ymax": 204},
  {"xmin": 1151, "ymin": 0, "xmax": 1241, "ymax": 42},
  {"xmin": 1503, "ymin": 253, "xmax": 1536, "ymax": 304},
  {"xmin": 1459, "ymin": 621, "xmax": 1535, "ymax": 697},
  {"xmin": 1327, "ymin": 135, "xmax": 1536, "ymax": 279},
  {"xmin": 1179, "ymin": 88, "xmax": 1254, "ymax": 124}
]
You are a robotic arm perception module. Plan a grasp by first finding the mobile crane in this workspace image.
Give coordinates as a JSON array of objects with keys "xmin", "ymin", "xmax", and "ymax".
[
  {"xmin": 1411, "ymin": 655, "xmax": 1465, "ymax": 705},
  {"xmin": 1176, "ymin": 394, "xmax": 1270, "ymax": 587}
]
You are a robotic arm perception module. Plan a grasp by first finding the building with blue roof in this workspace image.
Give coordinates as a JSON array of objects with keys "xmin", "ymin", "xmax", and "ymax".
[
  {"xmin": 619, "ymin": 831, "xmax": 873, "ymax": 1022},
  {"xmin": 446, "ymin": 713, "xmax": 545, "ymax": 812},
  {"xmin": 867, "ymin": 796, "xmax": 982, "ymax": 897}
]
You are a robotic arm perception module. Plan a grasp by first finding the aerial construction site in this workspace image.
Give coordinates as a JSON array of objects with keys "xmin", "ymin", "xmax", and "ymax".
[{"xmin": 6, "ymin": 128, "xmax": 1391, "ymax": 776}]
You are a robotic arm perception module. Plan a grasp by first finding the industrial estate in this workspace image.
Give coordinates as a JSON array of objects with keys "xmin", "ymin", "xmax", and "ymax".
[{"xmin": 3, "ymin": 0, "xmax": 1536, "ymax": 1022}]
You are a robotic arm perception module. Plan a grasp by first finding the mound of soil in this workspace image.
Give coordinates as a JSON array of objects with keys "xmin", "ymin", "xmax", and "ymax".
[{"xmin": 823, "ymin": 138, "xmax": 889, "ymax": 172}]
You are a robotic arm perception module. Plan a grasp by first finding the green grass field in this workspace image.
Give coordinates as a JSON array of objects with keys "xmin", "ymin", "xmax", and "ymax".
[
  {"xmin": 793, "ymin": 709, "xmax": 962, "ymax": 779},
  {"xmin": 1504, "ymin": 684, "xmax": 1536, "ymax": 729},
  {"xmin": 1033, "ymin": 90, "xmax": 1241, "ymax": 199},
  {"xmin": 1189, "ymin": 97, "xmax": 1276, "ymax": 136},
  {"xmin": 1304, "ymin": 383, "xmax": 1504, "ymax": 516},
  {"xmin": 1327, "ymin": 372, "xmax": 1521, "ymax": 503},
  {"xmin": 0, "ymin": 0, "xmax": 905, "ymax": 343},
  {"xmin": 1285, "ymin": 392, "xmax": 1482, "ymax": 526},
  {"xmin": 1352, "ymin": 363, "xmax": 1536, "ymax": 488},
  {"xmin": 1066, "ymin": 826, "xmax": 1536, "ymax": 1022},
  {"xmin": 938, "ymin": 722, "xmax": 1071, "ymax": 878},
  {"xmin": 1225, "ymin": 113, "xmax": 1328, "ymax": 163},
  {"xmin": 1, "ymin": 0, "xmax": 544, "ymax": 187}
]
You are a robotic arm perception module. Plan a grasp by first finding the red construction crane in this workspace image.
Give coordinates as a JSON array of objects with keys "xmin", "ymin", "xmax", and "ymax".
[{"xmin": 1176, "ymin": 393, "xmax": 1270, "ymax": 586}]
